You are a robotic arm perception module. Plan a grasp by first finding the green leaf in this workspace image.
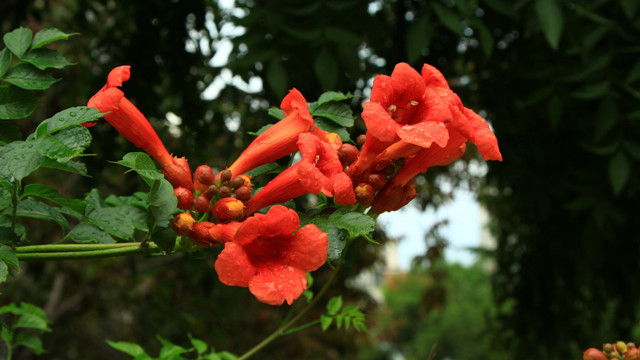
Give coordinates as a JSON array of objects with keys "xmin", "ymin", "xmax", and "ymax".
[
  {"xmin": 330, "ymin": 210, "xmax": 376, "ymax": 238},
  {"xmin": 3, "ymin": 63, "xmax": 60, "ymax": 90},
  {"xmin": 0, "ymin": 121, "xmax": 22, "ymax": 144},
  {"xmin": 40, "ymin": 158, "xmax": 89, "ymax": 176},
  {"xmin": 3, "ymin": 27, "xmax": 32, "ymax": 58},
  {"xmin": 16, "ymin": 198, "xmax": 69, "ymax": 231},
  {"xmin": 152, "ymin": 228, "xmax": 177, "ymax": 253},
  {"xmin": 266, "ymin": 107, "xmax": 284, "ymax": 120},
  {"xmin": 406, "ymin": 16, "xmax": 434, "ymax": 63},
  {"xmin": 22, "ymin": 184, "xmax": 85, "ymax": 215},
  {"xmin": 476, "ymin": 22, "xmax": 494, "ymax": 57},
  {"xmin": 482, "ymin": 0, "xmax": 517, "ymax": 18},
  {"xmin": 31, "ymin": 28, "xmax": 77, "ymax": 50},
  {"xmin": 311, "ymin": 102, "xmax": 354, "ymax": 127},
  {"xmin": 326, "ymin": 296, "xmax": 343, "ymax": 315},
  {"xmin": 157, "ymin": 335, "xmax": 189, "ymax": 358},
  {"xmin": 22, "ymin": 48, "xmax": 74, "ymax": 70},
  {"xmin": 148, "ymin": 179, "xmax": 178, "ymax": 228},
  {"xmin": 14, "ymin": 332, "xmax": 45, "ymax": 355},
  {"xmin": 301, "ymin": 214, "xmax": 348, "ymax": 261},
  {"xmin": 0, "ymin": 86, "xmax": 37, "ymax": 120},
  {"xmin": 0, "ymin": 262, "xmax": 7, "ymax": 283},
  {"xmin": 320, "ymin": 315, "xmax": 333, "ymax": 331},
  {"xmin": 535, "ymin": 0, "xmax": 564, "ymax": 50},
  {"xmin": 312, "ymin": 118, "xmax": 350, "ymax": 142},
  {"xmin": 245, "ymin": 163, "xmax": 281, "ymax": 177},
  {"xmin": 106, "ymin": 340, "xmax": 147, "ymax": 357},
  {"xmin": 69, "ymin": 223, "xmax": 115, "ymax": 244},
  {"xmin": 609, "ymin": 152, "xmax": 630, "ymax": 195},
  {"xmin": 88, "ymin": 207, "xmax": 136, "ymax": 240},
  {"xmin": 432, "ymin": 3, "xmax": 464, "ymax": 36},
  {"xmin": 114, "ymin": 152, "xmax": 165, "ymax": 186},
  {"xmin": 36, "ymin": 126, "xmax": 92, "ymax": 162},
  {"xmin": 316, "ymin": 91, "xmax": 353, "ymax": 106},
  {"xmin": 618, "ymin": 0, "xmax": 639, "ymax": 18},
  {"xmin": 314, "ymin": 48, "xmax": 338, "ymax": 91},
  {"xmin": 623, "ymin": 141, "xmax": 640, "ymax": 161},
  {"xmin": 0, "ymin": 140, "xmax": 44, "ymax": 181},
  {"xmin": 593, "ymin": 98, "xmax": 617, "ymax": 142},
  {"xmin": 0, "ymin": 48, "xmax": 11, "ymax": 78},
  {"xmin": 266, "ymin": 59, "xmax": 287, "ymax": 98},
  {"xmin": 36, "ymin": 106, "xmax": 103, "ymax": 136},
  {"xmin": 13, "ymin": 313, "xmax": 51, "ymax": 332},
  {"xmin": 626, "ymin": 60, "xmax": 640, "ymax": 84},
  {"xmin": 188, "ymin": 333, "xmax": 208, "ymax": 355},
  {"xmin": 571, "ymin": 81, "xmax": 609, "ymax": 100},
  {"xmin": 0, "ymin": 244, "xmax": 19, "ymax": 269}
]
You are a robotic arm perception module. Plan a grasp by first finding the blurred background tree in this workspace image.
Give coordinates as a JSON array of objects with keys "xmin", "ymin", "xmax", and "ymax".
[{"xmin": 2, "ymin": 0, "xmax": 640, "ymax": 359}]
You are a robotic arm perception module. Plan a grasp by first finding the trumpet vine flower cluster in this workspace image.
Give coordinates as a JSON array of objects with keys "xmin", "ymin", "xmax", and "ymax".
[{"xmin": 87, "ymin": 62, "xmax": 502, "ymax": 306}]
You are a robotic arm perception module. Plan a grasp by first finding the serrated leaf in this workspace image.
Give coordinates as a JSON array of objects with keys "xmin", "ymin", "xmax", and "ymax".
[
  {"xmin": 15, "ymin": 332, "xmax": 45, "ymax": 355},
  {"xmin": 326, "ymin": 296, "xmax": 343, "ymax": 315},
  {"xmin": 311, "ymin": 102, "xmax": 354, "ymax": 127},
  {"xmin": 22, "ymin": 48, "xmax": 74, "ymax": 70},
  {"xmin": 535, "ymin": 0, "xmax": 564, "ymax": 50},
  {"xmin": 303, "ymin": 215, "xmax": 348, "ymax": 261},
  {"xmin": 0, "ymin": 140, "xmax": 43, "ymax": 181},
  {"xmin": 31, "ymin": 28, "xmax": 77, "ymax": 50},
  {"xmin": 320, "ymin": 315, "xmax": 333, "ymax": 331},
  {"xmin": 4, "ymin": 63, "xmax": 59, "ymax": 90},
  {"xmin": 609, "ymin": 152, "xmax": 629, "ymax": 195},
  {"xmin": 314, "ymin": 49, "xmax": 338, "ymax": 91},
  {"xmin": 114, "ymin": 152, "xmax": 165, "ymax": 186},
  {"xmin": 0, "ymin": 244, "xmax": 19, "ymax": 269},
  {"xmin": 330, "ymin": 210, "xmax": 375, "ymax": 238},
  {"xmin": 0, "ymin": 48, "xmax": 11, "ymax": 78},
  {"xmin": 36, "ymin": 106, "xmax": 103, "ymax": 136},
  {"xmin": 3, "ymin": 27, "xmax": 32, "ymax": 58},
  {"xmin": 88, "ymin": 207, "xmax": 135, "ymax": 240},
  {"xmin": 36, "ymin": 126, "xmax": 92, "ymax": 162},
  {"xmin": 432, "ymin": 2, "xmax": 464, "ymax": 36},
  {"xmin": 16, "ymin": 198, "xmax": 68, "ymax": 230},
  {"xmin": 69, "ymin": 223, "xmax": 115, "ymax": 244},
  {"xmin": 148, "ymin": 179, "xmax": 178, "ymax": 228},
  {"xmin": 0, "ymin": 86, "xmax": 36, "ymax": 120},
  {"xmin": 106, "ymin": 340, "xmax": 147, "ymax": 357},
  {"xmin": 22, "ymin": 183, "xmax": 85, "ymax": 215},
  {"xmin": 40, "ymin": 158, "xmax": 88, "ymax": 176}
]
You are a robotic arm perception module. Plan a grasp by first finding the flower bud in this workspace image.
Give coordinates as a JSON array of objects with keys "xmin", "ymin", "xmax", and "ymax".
[
  {"xmin": 603, "ymin": 344, "xmax": 613, "ymax": 354},
  {"xmin": 220, "ymin": 169, "xmax": 232, "ymax": 183},
  {"xmin": 202, "ymin": 185, "xmax": 218, "ymax": 199},
  {"xmin": 218, "ymin": 185, "xmax": 231, "ymax": 198},
  {"xmin": 230, "ymin": 176, "xmax": 245, "ymax": 189},
  {"xmin": 368, "ymin": 172, "xmax": 388, "ymax": 191},
  {"xmin": 194, "ymin": 165, "xmax": 215, "ymax": 185},
  {"xmin": 235, "ymin": 186, "xmax": 252, "ymax": 202},
  {"xmin": 356, "ymin": 134, "xmax": 366, "ymax": 147},
  {"xmin": 190, "ymin": 221, "xmax": 217, "ymax": 246},
  {"xmin": 338, "ymin": 143, "xmax": 360, "ymax": 165},
  {"xmin": 619, "ymin": 341, "xmax": 629, "ymax": 355},
  {"xmin": 583, "ymin": 348, "xmax": 608, "ymax": 360},
  {"xmin": 171, "ymin": 212, "xmax": 195, "ymax": 236},
  {"xmin": 355, "ymin": 183, "xmax": 375, "ymax": 207},
  {"xmin": 194, "ymin": 195, "xmax": 211, "ymax": 213},
  {"xmin": 174, "ymin": 187, "xmax": 193, "ymax": 210},
  {"xmin": 212, "ymin": 197, "xmax": 245, "ymax": 221}
]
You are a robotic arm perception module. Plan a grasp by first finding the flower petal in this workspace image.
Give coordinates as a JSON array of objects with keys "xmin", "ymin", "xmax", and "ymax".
[
  {"xmin": 215, "ymin": 242, "xmax": 257, "ymax": 287},
  {"xmin": 397, "ymin": 121, "xmax": 450, "ymax": 149},
  {"xmin": 106, "ymin": 65, "xmax": 131, "ymax": 88},
  {"xmin": 421, "ymin": 63, "xmax": 450, "ymax": 89},
  {"xmin": 248, "ymin": 263, "xmax": 308, "ymax": 305},
  {"xmin": 281, "ymin": 224, "xmax": 328, "ymax": 272},
  {"xmin": 362, "ymin": 102, "xmax": 401, "ymax": 143}
]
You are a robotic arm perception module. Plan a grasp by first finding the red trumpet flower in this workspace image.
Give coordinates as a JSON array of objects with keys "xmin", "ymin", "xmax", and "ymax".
[{"xmin": 87, "ymin": 65, "xmax": 193, "ymax": 190}]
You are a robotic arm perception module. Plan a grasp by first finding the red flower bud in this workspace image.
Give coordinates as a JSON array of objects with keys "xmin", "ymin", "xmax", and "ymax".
[
  {"xmin": 218, "ymin": 185, "xmax": 231, "ymax": 198},
  {"xmin": 338, "ymin": 143, "xmax": 360, "ymax": 165},
  {"xmin": 220, "ymin": 169, "xmax": 232, "ymax": 183},
  {"xmin": 202, "ymin": 185, "xmax": 218, "ymax": 199},
  {"xmin": 356, "ymin": 134, "xmax": 366, "ymax": 147},
  {"xmin": 230, "ymin": 176, "xmax": 245, "ymax": 189},
  {"xmin": 171, "ymin": 212, "xmax": 195, "ymax": 236},
  {"xmin": 355, "ymin": 183, "xmax": 375, "ymax": 207},
  {"xmin": 194, "ymin": 195, "xmax": 211, "ymax": 213},
  {"xmin": 194, "ymin": 165, "xmax": 215, "ymax": 190},
  {"xmin": 212, "ymin": 197, "xmax": 245, "ymax": 221},
  {"xmin": 235, "ymin": 186, "xmax": 252, "ymax": 202},
  {"xmin": 368, "ymin": 172, "xmax": 388, "ymax": 191},
  {"xmin": 190, "ymin": 221, "xmax": 241, "ymax": 246},
  {"xmin": 174, "ymin": 187, "xmax": 193, "ymax": 210},
  {"xmin": 583, "ymin": 348, "xmax": 608, "ymax": 360}
]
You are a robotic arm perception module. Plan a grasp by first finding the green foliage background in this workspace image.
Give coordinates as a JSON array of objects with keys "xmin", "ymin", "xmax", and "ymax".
[{"xmin": 2, "ymin": 0, "xmax": 640, "ymax": 359}]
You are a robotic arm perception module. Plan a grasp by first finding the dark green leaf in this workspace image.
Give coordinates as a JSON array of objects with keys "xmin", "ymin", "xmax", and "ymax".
[
  {"xmin": 324, "ymin": 27, "xmax": 361, "ymax": 46},
  {"xmin": 36, "ymin": 126, "xmax": 92, "ymax": 162},
  {"xmin": 22, "ymin": 48, "xmax": 74, "ymax": 70},
  {"xmin": 626, "ymin": 60, "xmax": 640, "ymax": 83},
  {"xmin": 622, "ymin": 141, "xmax": 640, "ymax": 160},
  {"xmin": 36, "ymin": 106, "xmax": 103, "ymax": 136},
  {"xmin": 312, "ymin": 118, "xmax": 350, "ymax": 142},
  {"xmin": 0, "ymin": 140, "xmax": 43, "ymax": 181},
  {"xmin": 314, "ymin": 48, "xmax": 338, "ymax": 91},
  {"xmin": 0, "ymin": 121, "xmax": 22, "ymax": 144},
  {"xmin": 320, "ymin": 315, "xmax": 333, "ymax": 331},
  {"xmin": 16, "ymin": 198, "xmax": 68, "ymax": 230},
  {"xmin": 3, "ymin": 27, "xmax": 32, "ymax": 58},
  {"xmin": 0, "ymin": 262, "xmax": 7, "ymax": 283},
  {"xmin": 113, "ymin": 152, "xmax": 164, "ymax": 186},
  {"xmin": 316, "ymin": 91, "xmax": 353, "ymax": 106},
  {"xmin": 69, "ymin": 223, "xmax": 115, "ymax": 244},
  {"xmin": 0, "ymin": 86, "xmax": 36, "ymax": 120},
  {"xmin": 482, "ymin": 0, "xmax": 517, "ymax": 18},
  {"xmin": 571, "ymin": 81, "xmax": 609, "ymax": 100},
  {"xmin": 14, "ymin": 332, "xmax": 45, "ymax": 355},
  {"xmin": 22, "ymin": 183, "xmax": 85, "ymax": 215},
  {"xmin": 301, "ymin": 214, "xmax": 348, "ymax": 261},
  {"xmin": 609, "ymin": 152, "xmax": 630, "ymax": 195},
  {"xmin": 561, "ymin": 54, "xmax": 611, "ymax": 83},
  {"xmin": 0, "ymin": 244, "xmax": 19, "ymax": 269},
  {"xmin": 406, "ymin": 16, "xmax": 434, "ymax": 63},
  {"xmin": 548, "ymin": 95, "xmax": 563, "ymax": 129},
  {"xmin": 593, "ymin": 98, "xmax": 617, "ymax": 142},
  {"xmin": 0, "ymin": 187, "xmax": 10, "ymax": 211},
  {"xmin": 432, "ymin": 3, "xmax": 464, "ymax": 36},
  {"xmin": 476, "ymin": 22, "xmax": 494, "ymax": 57},
  {"xmin": 267, "ymin": 108, "xmax": 284, "ymax": 120},
  {"xmin": 618, "ymin": 0, "xmax": 639, "ymax": 19},
  {"xmin": 148, "ymin": 179, "xmax": 178, "ymax": 228},
  {"xmin": 535, "ymin": 0, "xmax": 564, "ymax": 50},
  {"xmin": 327, "ymin": 296, "xmax": 343, "ymax": 315},
  {"xmin": 31, "ymin": 28, "xmax": 77, "ymax": 50},
  {"xmin": 151, "ymin": 228, "xmax": 176, "ymax": 253},
  {"xmin": 330, "ymin": 210, "xmax": 376, "ymax": 238},
  {"xmin": 245, "ymin": 163, "xmax": 281, "ymax": 177},
  {"xmin": 312, "ymin": 102, "xmax": 354, "ymax": 127},
  {"xmin": 40, "ymin": 158, "xmax": 88, "ymax": 176},
  {"xmin": 3, "ymin": 63, "xmax": 59, "ymax": 90},
  {"xmin": 88, "ymin": 207, "xmax": 135, "ymax": 240},
  {"xmin": 0, "ymin": 48, "xmax": 11, "ymax": 78},
  {"xmin": 106, "ymin": 340, "xmax": 147, "ymax": 357},
  {"xmin": 266, "ymin": 59, "xmax": 287, "ymax": 98}
]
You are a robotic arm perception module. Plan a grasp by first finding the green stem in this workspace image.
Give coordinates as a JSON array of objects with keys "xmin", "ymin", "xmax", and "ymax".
[
  {"xmin": 16, "ymin": 243, "xmax": 162, "ymax": 261},
  {"xmin": 281, "ymin": 319, "xmax": 321, "ymax": 336},
  {"xmin": 15, "ymin": 243, "xmax": 143, "ymax": 253},
  {"xmin": 237, "ymin": 263, "xmax": 342, "ymax": 360}
]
